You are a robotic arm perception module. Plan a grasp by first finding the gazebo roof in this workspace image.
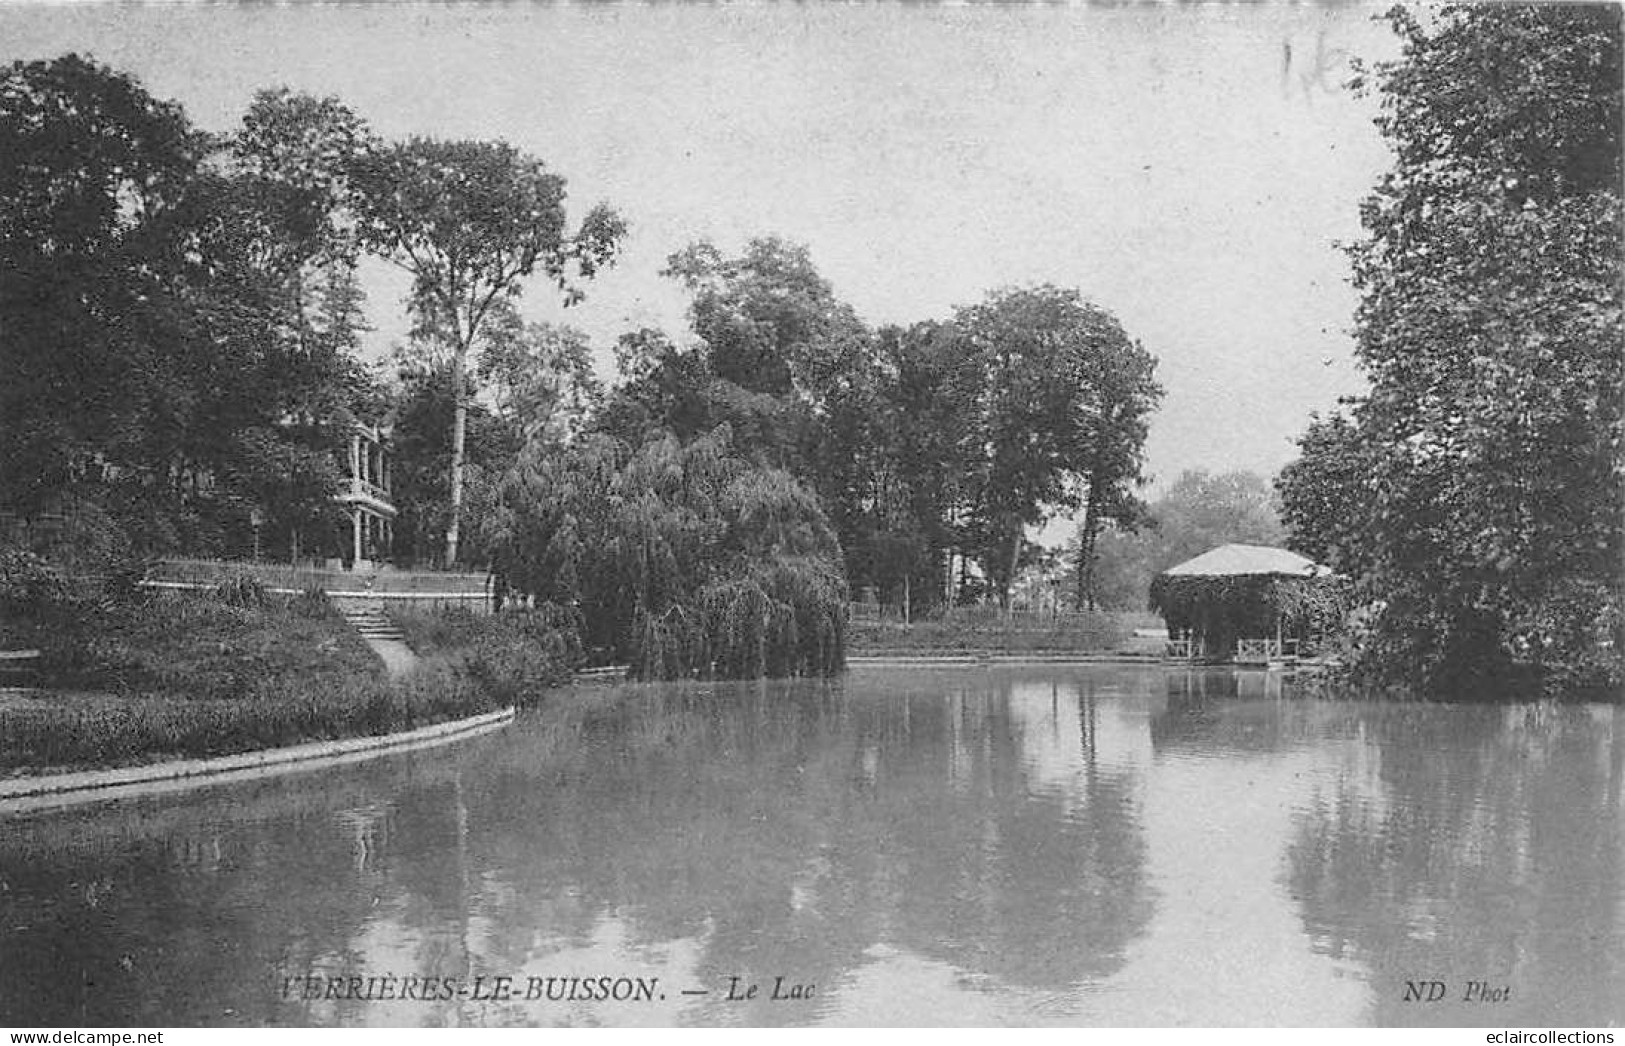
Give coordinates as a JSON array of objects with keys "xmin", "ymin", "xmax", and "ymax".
[{"xmin": 1161, "ymin": 543, "xmax": 1331, "ymax": 579}]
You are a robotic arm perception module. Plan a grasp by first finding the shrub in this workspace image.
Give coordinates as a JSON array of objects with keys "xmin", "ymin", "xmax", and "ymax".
[
  {"xmin": 0, "ymin": 548, "xmax": 74, "ymax": 621},
  {"xmin": 214, "ymin": 573, "xmax": 269, "ymax": 608},
  {"xmin": 291, "ymin": 585, "xmax": 331, "ymax": 619},
  {"xmin": 393, "ymin": 605, "xmax": 581, "ymax": 707},
  {"xmin": 0, "ymin": 666, "xmax": 504, "ymax": 774}
]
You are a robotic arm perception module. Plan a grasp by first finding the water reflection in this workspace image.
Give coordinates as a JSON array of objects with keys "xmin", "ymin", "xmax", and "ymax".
[
  {"xmin": 1284, "ymin": 702, "xmax": 1625, "ymax": 1027},
  {"xmin": 1, "ymin": 666, "xmax": 1619, "ymax": 1027}
]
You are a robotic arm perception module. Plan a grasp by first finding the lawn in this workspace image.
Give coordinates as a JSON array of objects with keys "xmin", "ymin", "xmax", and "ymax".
[{"xmin": 0, "ymin": 585, "xmax": 503, "ymax": 776}]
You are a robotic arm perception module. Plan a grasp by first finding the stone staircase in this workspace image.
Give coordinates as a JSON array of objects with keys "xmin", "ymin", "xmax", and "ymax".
[
  {"xmin": 337, "ymin": 601, "xmax": 409, "ymax": 644},
  {"xmin": 334, "ymin": 600, "xmax": 418, "ymax": 677}
]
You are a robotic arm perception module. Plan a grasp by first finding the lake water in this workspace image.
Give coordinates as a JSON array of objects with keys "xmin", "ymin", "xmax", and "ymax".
[{"xmin": 2, "ymin": 664, "xmax": 1621, "ymax": 1027}]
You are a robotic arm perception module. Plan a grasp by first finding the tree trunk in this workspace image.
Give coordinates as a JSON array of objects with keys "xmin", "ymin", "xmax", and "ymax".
[
  {"xmin": 445, "ymin": 350, "xmax": 468, "ymax": 567},
  {"xmin": 1076, "ymin": 523, "xmax": 1098, "ymax": 612},
  {"xmin": 1003, "ymin": 519, "xmax": 1022, "ymax": 610},
  {"xmin": 1076, "ymin": 473, "xmax": 1101, "ymax": 611}
]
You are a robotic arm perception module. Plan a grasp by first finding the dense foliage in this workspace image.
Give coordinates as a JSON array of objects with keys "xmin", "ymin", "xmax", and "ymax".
[
  {"xmin": 1276, "ymin": 6, "xmax": 1623, "ymax": 698},
  {"xmin": 3, "ymin": 57, "xmax": 1163, "ymax": 682},
  {"xmin": 0, "ymin": 58, "xmax": 371, "ymax": 560},
  {"xmin": 597, "ymin": 241, "xmax": 1162, "ymax": 616},
  {"xmin": 353, "ymin": 138, "xmax": 624, "ymax": 566},
  {"xmin": 954, "ymin": 287, "xmax": 1162, "ymax": 609},
  {"xmin": 0, "ymin": 56, "xmax": 621, "ymax": 575},
  {"xmin": 1149, "ymin": 572, "xmax": 1348, "ymax": 658},
  {"xmin": 382, "ymin": 364, "xmax": 512, "ymax": 568},
  {"xmin": 480, "ymin": 428, "xmax": 847, "ymax": 680}
]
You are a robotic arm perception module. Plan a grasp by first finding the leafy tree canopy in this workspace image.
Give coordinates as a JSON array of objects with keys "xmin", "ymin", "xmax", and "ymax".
[
  {"xmin": 352, "ymin": 136, "xmax": 625, "ymax": 565},
  {"xmin": 950, "ymin": 286, "xmax": 1161, "ymax": 606},
  {"xmin": 1279, "ymin": 4, "xmax": 1623, "ymax": 697},
  {"xmin": 0, "ymin": 56, "xmax": 380, "ymax": 561},
  {"xmin": 664, "ymin": 237, "xmax": 868, "ymax": 401},
  {"xmin": 478, "ymin": 427, "xmax": 846, "ymax": 680},
  {"xmin": 598, "ymin": 256, "xmax": 1160, "ymax": 617}
]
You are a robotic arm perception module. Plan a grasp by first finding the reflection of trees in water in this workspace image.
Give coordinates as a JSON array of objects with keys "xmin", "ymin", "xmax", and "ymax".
[
  {"xmin": 1, "ymin": 669, "xmax": 1157, "ymax": 1026},
  {"xmin": 0, "ymin": 743, "xmax": 501, "ymax": 1027},
  {"xmin": 451, "ymin": 670, "xmax": 1154, "ymax": 1020},
  {"xmin": 864, "ymin": 676, "xmax": 1153, "ymax": 990},
  {"xmin": 1151, "ymin": 670, "xmax": 1363, "ymax": 754},
  {"xmin": 1, "ymin": 801, "xmax": 383, "ymax": 1025},
  {"xmin": 1284, "ymin": 703, "xmax": 1624, "ymax": 1027}
]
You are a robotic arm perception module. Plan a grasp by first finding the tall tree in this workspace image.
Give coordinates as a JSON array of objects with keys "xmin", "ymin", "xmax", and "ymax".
[
  {"xmin": 0, "ymin": 58, "xmax": 377, "ymax": 559},
  {"xmin": 664, "ymin": 237, "xmax": 867, "ymax": 403},
  {"xmin": 228, "ymin": 88, "xmax": 372, "ymax": 297},
  {"xmin": 222, "ymin": 88, "xmax": 380, "ymax": 557},
  {"xmin": 660, "ymin": 236, "xmax": 871, "ymax": 476},
  {"xmin": 863, "ymin": 320, "xmax": 980, "ymax": 612},
  {"xmin": 1280, "ymin": 5, "xmax": 1622, "ymax": 695},
  {"xmin": 353, "ymin": 137, "xmax": 623, "ymax": 565},
  {"xmin": 384, "ymin": 360, "xmax": 516, "ymax": 569},
  {"xmin": 951, "ymin": 286, "xmax": 1161, "ymax": 606},
  {"xmin": 0, "ymin": 54, "xmax": 215, "ymax": 512},
  {"xmin": 606, "ymin": 238, "xmax": 881, "ymax": 583},
  {"xmin": 1071, "ymin": 328, "xmax": 1161, "ymax": 610}
]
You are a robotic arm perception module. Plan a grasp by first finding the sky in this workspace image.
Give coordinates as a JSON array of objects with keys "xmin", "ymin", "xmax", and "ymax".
[{"xmin": 1, "ymin": 1, "xmax": 1401, "ymax": 518}]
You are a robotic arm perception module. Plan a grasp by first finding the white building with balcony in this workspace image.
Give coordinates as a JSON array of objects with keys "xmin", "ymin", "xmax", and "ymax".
[{"xmin": 335, "ymin": 422, "xmax": 396, "ymax": 569}]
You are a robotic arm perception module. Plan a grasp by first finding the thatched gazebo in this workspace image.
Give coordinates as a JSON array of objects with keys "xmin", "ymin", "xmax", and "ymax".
[{"xmin": 1149, "ymin": 543, "xmax": 1343, "ymax": 664}]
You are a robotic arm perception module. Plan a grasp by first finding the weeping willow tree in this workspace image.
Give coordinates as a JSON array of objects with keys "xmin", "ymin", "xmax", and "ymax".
[{"xmin": 479, "ymin": 425, "xmax": 847, "ymax": 679}]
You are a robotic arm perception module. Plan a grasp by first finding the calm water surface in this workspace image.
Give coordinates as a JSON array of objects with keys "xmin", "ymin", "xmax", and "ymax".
[{"xmin": 2, "ymin": 665, "xmax": 1621, "ymax": 1027}]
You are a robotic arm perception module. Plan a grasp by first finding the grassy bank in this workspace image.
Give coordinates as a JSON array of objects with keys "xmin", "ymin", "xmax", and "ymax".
[
  {"xmin": 0, "ymin": 562, "xmax": 572, "ymax": 776},
  {"xmin": 847, "ymin": 607, "xmax": 1157, "ymax": 657},
  {"xmin": 391, "ymin": 605, "xmax": 580, "ymax": 705},
  {"xmin": 23, "ymin": 589, "xmax": 379, "ymax": 699},
  {"xmin": 0, "ymin": 666, "xmax": 497, "ymax": 776}
]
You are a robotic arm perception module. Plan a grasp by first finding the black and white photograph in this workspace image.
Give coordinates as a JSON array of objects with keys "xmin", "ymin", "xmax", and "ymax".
[{"xmin": 0, "ymin": 0, "xmax": 1620, "ymax": 1033}]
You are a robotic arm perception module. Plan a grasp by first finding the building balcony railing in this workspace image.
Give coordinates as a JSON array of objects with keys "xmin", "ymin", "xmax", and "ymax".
[
  {"xmin": 337, "ymin": 478, "xmax": 396, "ymax": 516},
  {"xmin": 355, "ymin": 478, "xmax": 390, "ymax": 502}
]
